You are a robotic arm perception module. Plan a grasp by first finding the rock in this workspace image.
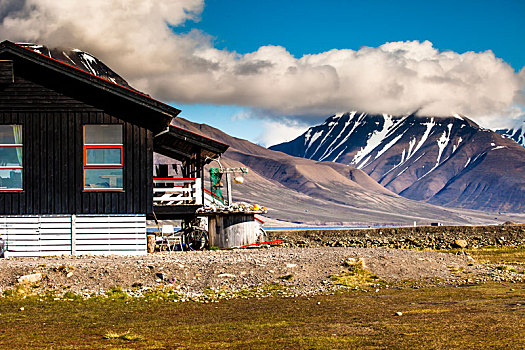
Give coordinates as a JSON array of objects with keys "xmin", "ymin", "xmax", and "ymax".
[
  {"xmin": 454, "ymin": 240, "xmax": 468, "ymax": 248},
  {"xmin": 155, "ymin": 272, "xmax": 165, "ymax": 280},
  {"xmin": 286, "ymin": 263, "xmax": 297, "ymax": 268},
  {"xmin": 66, "ymin": 272, "xmax": 74, "ymax": 278},
  {"xmin": 218, "ymin": 273, "xmax": 236, "ymax": 278},
  {"xmin": 18, "ymin": 273, "xmax": 42, "ymax": 285}
]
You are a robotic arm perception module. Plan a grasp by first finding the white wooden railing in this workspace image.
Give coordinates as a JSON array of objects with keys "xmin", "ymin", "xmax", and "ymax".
[{"xmin": 153, "ymin": 178, "xmax": 202, "ymax": 206}]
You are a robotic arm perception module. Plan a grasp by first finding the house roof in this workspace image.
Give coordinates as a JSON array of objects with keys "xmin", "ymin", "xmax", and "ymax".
[
  {"xmin": 0, "ymin": 40, "xmax": 178, "ymax": 132},
  {"xmin": 154, "ymin": 125, "xmax": 229, "ymax": 162},
  {"xmin": 0, "ymin": 40, "xmax": 229, "ymax": 159}
]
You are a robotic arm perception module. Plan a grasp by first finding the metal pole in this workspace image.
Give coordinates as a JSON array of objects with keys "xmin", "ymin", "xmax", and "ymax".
[{"xmin": 226, "ymin": 173, "xmax": 232, "ymax": 206}]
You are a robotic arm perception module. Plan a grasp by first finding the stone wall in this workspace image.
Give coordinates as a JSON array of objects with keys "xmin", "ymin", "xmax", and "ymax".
[{"xmin": 266, "ymin": 224, "xmax": 525, "ymax": 249}]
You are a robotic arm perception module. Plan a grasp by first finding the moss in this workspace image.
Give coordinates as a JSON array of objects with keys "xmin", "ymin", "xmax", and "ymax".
[
  {"xmin": 444, "ymin": 246, "xmax": 525, "ymax": 265},
  {"xmin": 331, "ymin": 258, "xmax": 382, "ymax": 289},
  {"xmin": 279, "ymin": 274, "xmax": 294, "ymax": 281},
  {"xmin": 102, "ymin": 331, "xmax": 144, "ymax": 341},
  {"xmin": 105, "ymin": 286, "xmax": 129, "ymax": 301},
  {"xmin": 403, "ymin": 308, "xmax": 451, "ymax": 314},
  {"xmin": 62, "ymin": 291, "xmax": 82, "ymax": 301},
  {"xmin": 0, "ymin": 282, "xmax": 523, "ymax": 349}
]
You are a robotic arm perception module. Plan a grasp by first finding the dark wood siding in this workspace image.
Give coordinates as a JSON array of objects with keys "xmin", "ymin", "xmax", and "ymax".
[
  {"xmin": 0, "ymin": 62, "xmax": 153, "ymax": 215},
  {"xmin": 0, "ymin": 60, "xmax": 14, "ymax": 85}
]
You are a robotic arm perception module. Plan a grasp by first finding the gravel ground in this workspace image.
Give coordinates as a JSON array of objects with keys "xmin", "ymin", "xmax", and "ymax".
[{"xmin": 0, "ymin": 247, "xmax": 522, "ymax": 298}]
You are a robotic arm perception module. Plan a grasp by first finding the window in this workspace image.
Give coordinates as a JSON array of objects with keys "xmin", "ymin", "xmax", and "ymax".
[
  {"xmin": 0, "ymin": 125, "xmax": 23, "ymax": 191},
  {"xmin": 83, "ymin": 125, "xmax": 123, "ymax": 190}
]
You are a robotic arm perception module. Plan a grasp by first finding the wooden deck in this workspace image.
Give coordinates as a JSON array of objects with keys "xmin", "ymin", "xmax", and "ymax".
[{"xmin": 152, "ymin": 177, "xmax": 209, "ymax": 219}]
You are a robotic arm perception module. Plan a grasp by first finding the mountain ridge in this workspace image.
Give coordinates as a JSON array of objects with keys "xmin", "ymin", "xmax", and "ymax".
[
  {"xmin": 271, "ymin": 112, "xmax": 525, "ymax": 212},
  {"xmin": 497, "ymin": 118, "xmax": 525, "ymax": 147},
  {"xmin": 18, "ymin": 43, "xmax": 138, "ymax": 91},
  {"xmin": 171, "ymin": 116, "xmax": 484, "ymax": 225}
]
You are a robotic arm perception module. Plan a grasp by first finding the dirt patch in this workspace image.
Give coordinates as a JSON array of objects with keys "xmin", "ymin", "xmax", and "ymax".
[{"xmin": 0, "ymin": 247, "xmax": 521, "ymax": 298}]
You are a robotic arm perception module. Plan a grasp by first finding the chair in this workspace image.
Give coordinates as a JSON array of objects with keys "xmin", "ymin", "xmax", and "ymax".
[
  {"xmin": 160, "ymin": 225, "xmax": 184, "ymax": 252},
  {"xmin": 166, "ymin": 234, "xmax": 184, "ymax": 251}
]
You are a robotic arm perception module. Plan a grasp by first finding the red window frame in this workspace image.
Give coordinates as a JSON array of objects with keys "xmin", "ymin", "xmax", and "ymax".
[
  {"xmin": 83, "ymin": 125, "xmax": 123, "ymax": 191},
  {"xmin": 0, "ymin": 125, "xmax": 23, "ymax": 192}
]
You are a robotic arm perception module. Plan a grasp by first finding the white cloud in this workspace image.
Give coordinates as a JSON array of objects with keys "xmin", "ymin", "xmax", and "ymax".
[
  {"xmin": 257, "ymin": 120, "xmax": 309, "ymax": 147},
  {"xmin": 231, "ymin": 110, "xmax": 251, "ymax": 121},
  {"xmin": 1, "ymin": 0, "xmax": 524, "ymax": 129}
]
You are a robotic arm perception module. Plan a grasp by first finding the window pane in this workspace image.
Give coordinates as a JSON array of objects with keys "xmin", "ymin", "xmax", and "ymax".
[
  {"xmin": 86, "ymin": 148, "xmax": 121, "ymax": 165},
  {"xmin": 0, "ymin": 169, "xmax": 22, "ymax": 189},
  {"xmin": 85, "ymin": 168, "xmax": 123, "ymax": 189},
  {"xmin": 0, "ymin": 147, "xmax": 22, "ymax": 166},
  {"xmin": 85, "ymin": 125, "xmax": 122, "ymax": 144},
  {"xmin": 0, "ymin": 125, "xmax": 22, "ymax": 144}
]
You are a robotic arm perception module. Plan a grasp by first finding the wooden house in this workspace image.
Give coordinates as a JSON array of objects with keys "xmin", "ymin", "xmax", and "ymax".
[{"xmin": 0, "ymin": 40, "xmax": 228, "ymax": 257}]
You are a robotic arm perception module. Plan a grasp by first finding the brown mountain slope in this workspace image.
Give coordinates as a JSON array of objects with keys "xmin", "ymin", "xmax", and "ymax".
[
  {"xmin": 171, "ymin": 117, "xmax": 480, "ymax": 225},
  {"xmin": 27, "ymin": 43, "xmax": 521, "ymax": 223}
]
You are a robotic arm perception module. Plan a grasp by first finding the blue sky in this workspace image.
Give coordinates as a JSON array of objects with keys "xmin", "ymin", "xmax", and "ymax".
[
  {"xmin": 179, "ymin": 0, "xmax": 524, "ymax": 70},
  {"xmin": 172, "ymin": 0, "xmax": 525, "ymax": 145},
  {"xmin": 4, "ymin": 0, "xmax": 521, "ymax": 146}
]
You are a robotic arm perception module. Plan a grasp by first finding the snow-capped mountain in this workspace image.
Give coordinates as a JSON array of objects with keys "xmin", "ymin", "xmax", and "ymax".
[
  {"xmin": 18, "ymin": 43, "xmax": 137, "ymax": 91},
  {"xmin": 271, "ymin": 112, "xmax": 525, "ymax": 212},
  {"xmin": 497, "ymin": 118, "xmax": 525, "ymax": 147}
]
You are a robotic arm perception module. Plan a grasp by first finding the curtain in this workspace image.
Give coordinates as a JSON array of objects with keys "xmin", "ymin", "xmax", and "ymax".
[{"xmin": 12, "ymin": 125, "xmax": 22, "ymax": 166}]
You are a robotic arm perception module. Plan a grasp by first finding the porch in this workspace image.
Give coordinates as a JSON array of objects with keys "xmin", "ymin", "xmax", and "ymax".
[
  {"xmin": 152, "ymin": 177, "xmax": 223, "ymax": 219},
  {"xmin": 151, "ymin": 124, "xmax": 229, "ymax": 220}
]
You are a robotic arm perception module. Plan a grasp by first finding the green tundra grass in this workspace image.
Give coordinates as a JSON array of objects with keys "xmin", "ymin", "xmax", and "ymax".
[{"xmin": 0, "ymin": 247, "xmax": 523, "ymax": 349}]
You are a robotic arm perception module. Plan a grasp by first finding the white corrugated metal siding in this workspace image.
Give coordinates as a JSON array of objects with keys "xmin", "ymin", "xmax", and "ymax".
[{"xmin": 0, "ymin": 215, "xmax": 146, "ymax": 257}]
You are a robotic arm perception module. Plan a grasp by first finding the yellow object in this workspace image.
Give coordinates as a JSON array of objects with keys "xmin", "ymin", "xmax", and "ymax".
[{"xmin": 234, "ymin": 176, "xmax": 244, "ymax": 184}]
